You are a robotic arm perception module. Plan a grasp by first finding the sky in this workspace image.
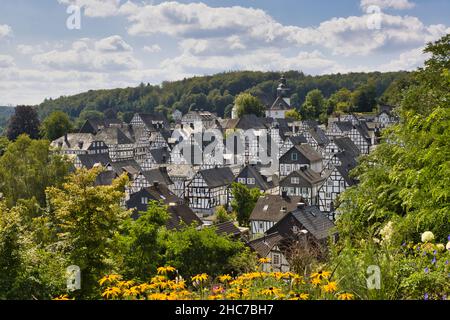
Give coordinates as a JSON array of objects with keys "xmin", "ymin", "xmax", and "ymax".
[{"xmin": 0, "ymin": 0, "xmax": 449, "ymax": 106}]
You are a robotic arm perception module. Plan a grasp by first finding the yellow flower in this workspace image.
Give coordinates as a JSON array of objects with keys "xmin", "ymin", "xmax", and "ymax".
[
  {"xmin": 311, "ymin": 277, "xmax": 322, "ymax": 286},
  {"xmin": 117, "ymin": 280, "xmax": 134, "ymax": 288},
  {"xmin": 99, "ymin": 274, "xmax": 122, "ymax": 286},
  {"xmin": 218, "ymin": 274, "xmax": 232, "ymax": 283},
  {"xmin": 191, "ymin": 273, "xmax": 208, "ymax": 283},
  {"xmin": 208, "ymin": 294, "xmax": 223, "ymax": 300},
  {"xmin": 102, "ymin": 287, "xmax": 122, "ymax": 299},
  {"xmin": 260, "ymin": 287, "xmax": 282, "ymax": 296},
  {"xmin": 157, "ymin": 266, "xmax": 176, "ymax": 275},
  {"xmin": 151, "ymin": 275, "xmax": 167, "ymax": 284},
  {"xmin": 322, "ymin": 281, "xmax": 338, "ymax": 293},
  {"xmin": 289, "ymin": 292, "xmax": 309, "ymax": 300},
  {"xmin": 225, "ymin": 292, "xmax": 240, "ymax": 300},
  {"xmin": 53, "ymin": 294, "xmax": 71, "ymax": 300},
  {"xmin": 311, "ymin": 270, "xmax": 331, "ymax": 281},
  {"xmin": 124, "ymin": 286, "xmax": 140, "ymax": 297},
  {"xmin": 259, "ymin": 257, "xmax": 271, "ymax": 263},
  {"xmin": 337, "ymin": 293, "xmax": 355, "ymax": 300}
]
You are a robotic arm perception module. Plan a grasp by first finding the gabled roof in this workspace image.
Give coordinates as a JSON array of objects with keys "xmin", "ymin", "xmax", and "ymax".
[
  {"xmin": 76, "ymin": 153, "xmax": 112, "ymax": 169},
  {"xmin": 286, "ymin": 134, "xmax": 308, "ymax": 146},
  {"xmin": 141, "ymin": 167, "xmax": 174, "ymax": 186},
  {"xmin": 333, "ymin": 137, "xmax": 360, "ymax": 157},
  {"xmin": 308, "ymin": 126, "xmax": 330, "ymax": 146},
  {"xmin": 149, "ymin": 148, "xmax": 170, "ymax": 164},
  {"xmin": 250, "ymin": 195, "xmax": 304, "ymax": 222},
  {"xmin": 223, "ymin": 114, "xmax": 267, "ymax": 130},
  {"xmin": 266, "ymin": 206, "xmax": 336, "ymax": 241},
  {"xmin": 335, "ymin": 164, "xmax": 358, "ymax": 186},
  {"xmin": 280, "ymin": 144, "xmax": 322, "ymax": 163},
  {"xmin": 334, "ymin": 121, "xmax": 354, "ymax": 132},
  {"xmin": 280, "ymin": 168, "xmax": 325, "ymax": 188},
  {"xmin": 211, "ymin": 221, "xmax": 242, "ymax": 238},
  {"xmin": 137, "ymin": 113, "xmax": 169, "ymax": 127},
  {"xmin": 199, "ymin": 167, "xmax": 235, "ymax": 188},
  {"xmin": 248, "ymin": 232, "xmax": 284, "ymax": 257},
  {"xmin": 96, "ymin": 127, "xmax": 134, "ymax": 145},
  {"xmin": 126, "ymin": 186, "xmax": 202, "ymax": 230},
  {"xmin": 109, "ymin": 159, "xmax": 141, "ymax": 175},
  {"xmin": 235, "ymin": 165, "xmax": 274, "ymax": 191},
  {"xmin": 51, "ymin": 133, "xmax": 95, "ymax": 150},
  {"xmin": 269, "ymin": 96, "xmax": 291, "ymax": 110},
  {"xmin": 95, "ymin": 170, "xmax": 118, "ymax": 186}
]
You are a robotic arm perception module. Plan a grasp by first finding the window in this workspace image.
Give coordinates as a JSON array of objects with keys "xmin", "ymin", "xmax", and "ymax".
[
  {"xmin": 328, "ymin": 180, "xmax": 333, "ymax": 186},
  {"xmin": 340, "ymin": 181, "xmax": 345, "ymax": 188},
  {"xmin": 291, "ymin": 177, "xmax": 300, "ymax": 184},
  {"xmin": 259, "ymin": 222, "xmax": 263, "ymax": 229},
  {"xmin": 273, "ymin": 254, "xmax": 280, "ymax": 265},
  {"xmin": 247, "ymin": 178, "xmax": 255, "ymax": 185},
  {"xmin": 291, "ymin": 152, "xmax": 298, "ymax": 161},
  {"xmin": 141, "ymin": 197, "xmax": 148, "ymax": 205},
  {"xmin": 238, "ymin": 178, "xmax": 246, "ymax": 184}
]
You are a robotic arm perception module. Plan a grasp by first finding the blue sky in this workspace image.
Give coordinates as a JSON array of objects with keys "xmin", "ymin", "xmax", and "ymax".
[{"xmin": 0, "ymin": 0, "xmax": 449, "ymax": 105}]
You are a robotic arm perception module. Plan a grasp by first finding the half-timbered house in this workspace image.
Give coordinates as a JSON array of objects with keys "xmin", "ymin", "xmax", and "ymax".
[
  {"xmin": 279, "ymin": 167, "xmax": 325, "ymax": 205},
  {"xmin": 279, "ymin": 144, "xmax": 323, "ymax": 177},
  {"xmin": 185, "ymin": 167, "xmax": 235, "ymax": 215}
]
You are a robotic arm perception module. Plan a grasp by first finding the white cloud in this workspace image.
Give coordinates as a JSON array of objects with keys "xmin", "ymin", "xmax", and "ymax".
[
  {"xmin": 378, "ymin": 46, "xmax": 430, "ymax": 71},
  {"xmin": 0, "ymin": 55, "xmax": 15, "ymax": 68},
  {"xmin": 17, "ymin": 44, "xmax": 44, "ymax": 55},
  {"xmin": 32, "ymin": 37, "xmax": 140, "ymax": 71},
  {"xmin": 57, "ymin": 0, "xmax": 122, "ymax": 17},
  {"xmin": 0, "ymin": 24, "xmax": 12, "ymax": 39},
  {"xmin": 360, "ymin": 0, "xmax": 415, "ymax": 10},
  {"xmin": 95, "ymin": 35, "xmax": 133, "ymax": 52},
  {"xmin": 143, "ymin": 44, "xmax": 162, "ymax": 53}
]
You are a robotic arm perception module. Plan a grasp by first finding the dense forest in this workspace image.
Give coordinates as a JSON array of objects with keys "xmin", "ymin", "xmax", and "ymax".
[
  {"xmin": 0, "ymin": 107, "xmax": 14, "ymax": 135},
  {"xmin": 36, "ymin": 71, "xmax": 409, "ymax": 124}
]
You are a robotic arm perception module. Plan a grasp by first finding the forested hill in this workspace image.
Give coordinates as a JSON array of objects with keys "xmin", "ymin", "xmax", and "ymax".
[{"xmin": 36, "ymin": 70, "xmax": 409, "ymax": 122}]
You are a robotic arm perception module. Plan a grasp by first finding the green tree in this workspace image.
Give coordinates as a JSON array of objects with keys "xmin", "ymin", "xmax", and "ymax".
[
  {"xmin": 0, "ymin": 135, "xmax": 72, "ymax": 207},
  {"xmin": 6, "ymin": 106, "xmax": 40, "ymax": 140},
  {"xmin": 337, "ymin": 34, "xmax": 450, "ymax": 245},
  {"xmin": 214, "ymin": 206, "xmax": 234, "ymax": 224},
  {"xmin": 301, "ymin": 89, "xmax": 325, "ymax": 120},
  {"xmin": 45, "ymin": 167, "xmax": 129, "ymax": 298},
  {"xmin": 162, "ymin": 225, "xmax": 246, "ymax": 278},
  {"xmin": 40, "ymin": 111, "xmax": 73, "ymax": 141},
  {"xmin": 352, "ymin": 82, "xmax": 377, "ymax": 112},
  {"xmin": 285, "ymin": 109, "xmax": 301, "ymax": 120},
  {"xmin": 231, "ymin": 182, "xmax": 261, "ymax": 227},
  {"xmin": 234, "ymin": 93, "xmax": 264, "ymax": 117},
  {"xmin": 327, "ymin": 88, "xmax": 353, "ymax": 114},
  {"xmin": 116, "ymin": 201, "xmax": 169, "ymax": 281}
]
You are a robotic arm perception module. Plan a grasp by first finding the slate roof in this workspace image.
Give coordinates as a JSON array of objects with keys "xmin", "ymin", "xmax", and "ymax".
[
  {"xmin": 286, "ymin": 134, "xmax": 308, "ymax": 146},
  {"xmin": 280, "ymin": 168, "xmax": 325, "ymax": 188},
  {"xmin": 266, "ymin": 206, "xmax": 336, "ymax": 241},
  {"xmin": 137, "ymin": 113, "xmax": 169, "ymax": 128},
  {"xmin": 308, "ymin": 126, "xmax": 330, "ymax": 146},
  {"xmin": 334, "ymin": 121, "xmax": 354, "ymax": 132},
  {"xmin": 269, "ymin": 96, "xmax": 291, "ymax": 110},
  {"xmin": 96, "ymin": 127, "xmax": 134, "ymax": 145},
  {"xmin": 51, "ymin": 133, "xmax": 95, "ymax": 151},
  {"xmin": 333, "ymin": 137, "xmax": 360, "ymax": 157},
  {"xmin": 109, "ymin": 159, "xmax": 142, "ymax": 175},
  {"xmin": 149, "ymin": 148, "xmax": 171, "ymax": 164},
  {"xmin": 126, "ymin": 185, "xmax": 202, "ymax": 230},
  {"xmin": 95, "ymin": 170, "xmax": 118, "ymax": 186},
  {"xmin": 142, "ymin": 167, "xmax": 174, "ymax": 186},
  {"xmin": 250, "ymin": 195, "xmax": 305, "ymax": 222},
  {"xmin": 235, "ymin": 165, "xmax": 274, "ymax": 191},
  {"xmin": 248, "ymin": 232, "xmax": 284, "ymax": 257},
  {"xmin": 77, "ymin": 153, "xmax": 112, "ymax": 169},
  {"xmin": 211, "ymin": 221, "xmax": 242, "ymax": 238},
  {"xmin": 292, "ymin": 144, "xmax": 322, "ymax": 162},
  {"xmin": 223, "ymin": 114, "xmax": 267, "ymax": 130},
  {"xmin": 199, "ymin": 167, "xmax": 235, "ymax": 188}
]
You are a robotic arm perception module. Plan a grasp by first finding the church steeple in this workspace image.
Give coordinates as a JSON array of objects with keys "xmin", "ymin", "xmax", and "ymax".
[{"xmin": 277, "ymin": 74, "xmax": 290, "ymax": 98}]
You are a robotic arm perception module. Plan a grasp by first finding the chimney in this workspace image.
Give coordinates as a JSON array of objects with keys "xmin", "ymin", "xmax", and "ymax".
[
  {"xmin": 153, "ymin": 181, "xmax": 159, "ymax": 187},
  {"xmin": 297, "ymin": 202, "xmax": 306, "ymax": 209}
]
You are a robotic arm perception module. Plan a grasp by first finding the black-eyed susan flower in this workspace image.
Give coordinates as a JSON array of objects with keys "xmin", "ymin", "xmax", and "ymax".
[
  {"xmin": 102, "ymin": 287, "xmax": 121, "ymax": 299},
  {"xmin": 191, "ymin": 273, "xmax": 208, "ymax": 283},
  {"xmin": 337, "ymin": 292, "xmax": 355, "ymax": 300},
  {"xmin": 98, "ymin": 274, "xmax": 122, "ymax": 286},
  {"xmin": 218, "ymin": 274, "xmax": 232, "ymax": 283},
  {"xmin": 260, "ymin": 287, "xmax": 282, "ymax": 296},
  {"xmin": 322, "ymin": 281, "xmax": 338, "ymax": 293}
]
